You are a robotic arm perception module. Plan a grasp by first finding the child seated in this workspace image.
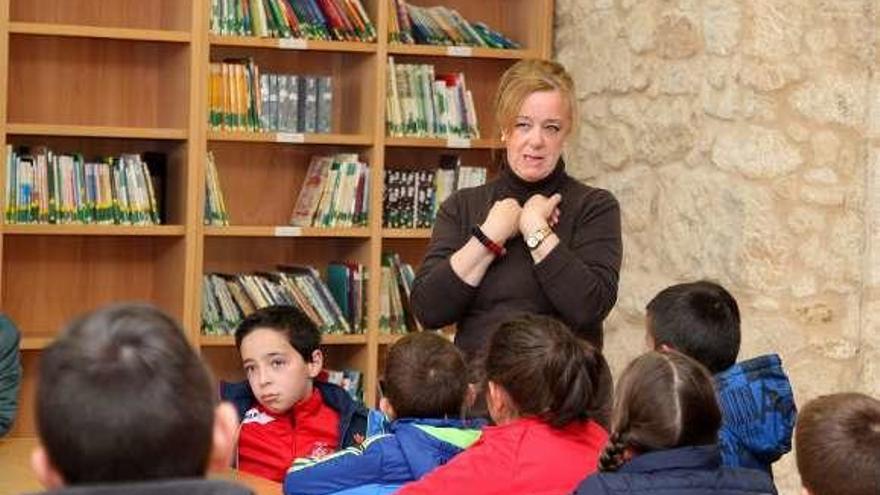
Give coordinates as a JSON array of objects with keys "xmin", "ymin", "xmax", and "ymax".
[
  {"xmin": 284, "ymin": 331, "xmax": 482, "ymax": 495},
  {"xmin": 574, "ymin": 350, "xmax": 777, "ymax": 495},
  {"xmin": 646, "ymin": 281, "xmax": 796, "ymax": 473},
  {"xmin": 397, "ymin": 314, "xmax": 608, "ymax": 495},
  {"xmin": 0, "ymin": 314, "xmax": 21, "ymax": 437},
  {"xmin": 30, "ymin": 304, "xmax": 246, "ymax": 494},
  {"xmin": 796, "ymin": 393, "xmax": 880, "ymax": 495},
  {"xmin": 221, "ymin": 305, "xmax": 368, "ymax": 482}
]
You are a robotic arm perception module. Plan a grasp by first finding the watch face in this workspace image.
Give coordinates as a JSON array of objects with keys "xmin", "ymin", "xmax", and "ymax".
[{"xmin": 526, "ymin": 235, "xmax": 539, "ymax": 248}]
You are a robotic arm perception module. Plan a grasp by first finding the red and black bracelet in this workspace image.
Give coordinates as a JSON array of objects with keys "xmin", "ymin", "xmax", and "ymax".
[{"xmin": 471, "ymin": 225, "xmax": 506, "ymax": 257}]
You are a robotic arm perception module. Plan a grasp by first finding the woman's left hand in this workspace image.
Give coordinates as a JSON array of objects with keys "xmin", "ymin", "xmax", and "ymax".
[{"xmin": 519, "ymin": 193, "xmax": 562, "ymax": 235}]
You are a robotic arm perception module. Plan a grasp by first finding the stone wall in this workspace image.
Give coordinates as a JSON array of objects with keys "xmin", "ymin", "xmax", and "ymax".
[{"xmin": 554, "ymin": 1, "xmax": 879, "ymax": 493}]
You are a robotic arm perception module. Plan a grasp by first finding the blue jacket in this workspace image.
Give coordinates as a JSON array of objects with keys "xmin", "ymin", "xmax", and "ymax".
[
  {"xmin": 283, "ymin": 417, "xmax": 482, "ymax": 495},
  {"xmin": 573, "ymin": 445, "xmax": 777, "ymax": 495},
  {"xmin": 220, "ymin": 379, "xmax": 369, "ymax": 450},
  {"xmin": 715, "ymin": 354, "xmax": 796, "ymax": 473}
]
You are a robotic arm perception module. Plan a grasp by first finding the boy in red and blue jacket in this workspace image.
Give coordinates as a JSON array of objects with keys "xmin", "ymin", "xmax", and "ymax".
[{"xmin": 221, "ymin": 305, "xmax": 368, "ymax": 482}]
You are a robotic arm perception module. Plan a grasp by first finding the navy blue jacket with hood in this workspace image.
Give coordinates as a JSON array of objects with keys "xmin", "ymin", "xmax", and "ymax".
[{"xmin": 573, "ymin": 445, "xmax": 777, "ymax": 495}]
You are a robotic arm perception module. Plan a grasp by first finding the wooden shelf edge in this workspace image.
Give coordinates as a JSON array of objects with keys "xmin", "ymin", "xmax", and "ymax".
[
  {"xmin": 210, "ymin": 35, "xmax": 376, "ymax": 53},
  {"xmin": 382, "ymin": 228, "xmax": 432, "ymax": 239},
  {"xmin": 203, "ymin": 226, "xmax": 371, "ymax": 238},
  {"xmin": 200, "ymin": 334, "xmax": 367, "ymax": 346},
  {"xmin": 20, "ymin": 336, "xmax": 55, "ymax": 351},
  {"xmin": 9, "ymin": 22, "xmax": 191, "ymax": 43},
  {"xmin": 378, "ymin": 333, "xmax": 406, "ymax": 345},
  {"xmin": 7, "ymin": 124, "xmax": 188, "ymax": 140},
  {"xmin": 387, "ymin": 43, "xmax": 536, "ymax": 60},
  {"xmin": 208, "ymin": 130, "xmax": 372, "ymax": 146},
  {"xmin": 4, "ymin": 225, "xmax": 186, "ymax": 236},
  {"xmin": 384, "ymin": 136, "xmax": 502, "ymax": 149}
]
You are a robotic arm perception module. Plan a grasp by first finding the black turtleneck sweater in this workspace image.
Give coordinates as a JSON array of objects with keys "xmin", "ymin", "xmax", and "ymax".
[{"xmin": 410, "ymin": 160, "xmax": 622, "ymax": 359}]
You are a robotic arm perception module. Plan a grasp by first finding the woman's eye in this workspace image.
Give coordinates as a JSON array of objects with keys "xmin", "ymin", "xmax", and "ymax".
[
  {"xmin": 271, "ymin": 359, "xmax": 287, "ymax": 368},
  {"xmin": 515, "ymin": 122, "xmax": 530, "ymax": 129},
  {"xmin": 546, "ymin": 125, "xmax": 560, "ymax": 133},
  {"xmin": 244, "ymin": 365, "xmax": 255, "ymax": 375}
]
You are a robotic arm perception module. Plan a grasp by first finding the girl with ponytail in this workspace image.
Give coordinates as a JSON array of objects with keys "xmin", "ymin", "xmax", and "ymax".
[
  {"xmin": 575, "ymin": 350, "xmax": 778, "ymax": 495},
  {"xmin": 397, "ymin": 314, "xmax": 608, "ymax": 495}
]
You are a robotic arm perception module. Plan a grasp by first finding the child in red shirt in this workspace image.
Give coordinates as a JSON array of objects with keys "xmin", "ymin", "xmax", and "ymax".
[
  {"xmin": 221, "ymin": 305, "xmax": 367, "ymax": 482},
  {"xmin": 398, "ymin": 314, "xmax": 609, "ymax": 495}
]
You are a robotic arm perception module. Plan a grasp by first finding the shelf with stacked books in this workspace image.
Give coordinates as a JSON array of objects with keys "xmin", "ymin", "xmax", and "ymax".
[
  {"xmin": 210, "ymin": 35, "xmax": 376, "ymax": 53},
  {"xmin": 386, "ymin": 43, "xmax": 534, "ymax": 60},
  {"xmin": 204, "ymin": 226, "xmax": 370, "ymax": 237},
  {"xmin": 208, "ymin": 130, "xmax": 372, "ymax": 146},
  {"xmin": 6, "ymin": 125, "xmax": 189, "ymax": 141}
]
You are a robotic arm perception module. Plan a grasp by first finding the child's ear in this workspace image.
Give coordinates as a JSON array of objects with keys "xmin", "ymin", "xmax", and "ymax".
[
  {"xmin": 306, "ymin": 349, "xmax": 324, "ymax": 379},
  {"xmin": 208, "ymin": 402, "xmax": 240, "ymax": 473},
  {"xmin": 31, "ymin": 443, "xmax": 65, "ymax": 489},
  {"xmin": 379, "ymin": 397, "xmax": 396, "ymax": 420},
  {"xmin": 487, "ymin": 381, "xmax": 515, "ymax": 425}
]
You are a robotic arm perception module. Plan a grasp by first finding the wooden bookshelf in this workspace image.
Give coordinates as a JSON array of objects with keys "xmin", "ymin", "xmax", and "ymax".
[{"xmin": 0, "ymin": 0, "xmax": 554, "ymax": 436}]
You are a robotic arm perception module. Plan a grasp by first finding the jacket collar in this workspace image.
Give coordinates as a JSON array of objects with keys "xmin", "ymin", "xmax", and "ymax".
[
  {"xmin": 495, "ymin": 157, "xmax": 567, "ymax": 204},
  {"xmin": 620, "ymin": 445, "xmax": 722, "ymax": 474}
]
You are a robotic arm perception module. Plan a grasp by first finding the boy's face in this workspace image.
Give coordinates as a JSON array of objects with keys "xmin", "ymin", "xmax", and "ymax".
[{"xmin": 239, "ymin": 328, "xmax": 322, "ymax": 414}]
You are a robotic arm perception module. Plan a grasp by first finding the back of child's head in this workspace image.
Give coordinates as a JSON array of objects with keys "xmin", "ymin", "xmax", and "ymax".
[
  {"xmin": 484, "ymin": 314, "xmax": 602, "ymax": 428},
  {"xmin": 600, "ymin": 350, "xmax": 721, "ymax": 472},
  {"xmin": 36, "ymin": 304, "xmax": 216, "ymax": 484},
  {"xmin": 384, "ymin": 331, "xmax": 467, "ymax": 419},
  {"xmin": 646, "ymin": 280, "xmax": 740, "ymax": 374},
  {"xmin": 796, "ymin": 393, "xmax": 880, "ymax": 495},
  {"xmin": 235, "ymin": 304, "xmax": 320, "ymax": 362}
]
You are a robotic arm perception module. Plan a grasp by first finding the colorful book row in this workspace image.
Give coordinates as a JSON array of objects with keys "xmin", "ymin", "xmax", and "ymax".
[
  {"xmin": 211, "ymin": 0, "xmax": 376, "ymax": 42},
  {"xmin": 210, "ymin": 60, "xmax": 333, "ymax": 134},
  {"xmin": 389, "ymin": 0, "xmax": 519, "ymax": 49},
  {"xmin": 5, "ymin": 146, "xmax": 162, "ymax": 226},
  {"xmin": 386, "ymin": 57, "xmax": 479, "ymax": 139},
  {"xmin": 202, "ymin": 264, "xmax": 364, "ymax": 336}
]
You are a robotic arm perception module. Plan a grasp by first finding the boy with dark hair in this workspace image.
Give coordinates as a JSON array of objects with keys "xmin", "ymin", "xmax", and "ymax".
[
  {"xmin": 283, "ymin": 331, "xmax": 482, "ymax": 495},
  {"xmin": 30, "ymin": 304, "xmax": 247, "ymax": 494},
  {"xmin": 646, "ymin": 280, "xmax": 796, "ymax": 474},
  {"xmin": 222, "ymin": 305, "xmax": 368, "ymax": 482},
  {"xmin": 796, "ymin": 393, "xmax": 880, "ymax": 495}
]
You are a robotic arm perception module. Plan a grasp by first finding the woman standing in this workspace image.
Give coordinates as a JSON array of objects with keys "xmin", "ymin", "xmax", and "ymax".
[{"xmin": 410, "ymin": 59, "xmax": 622, "ymax": 360}]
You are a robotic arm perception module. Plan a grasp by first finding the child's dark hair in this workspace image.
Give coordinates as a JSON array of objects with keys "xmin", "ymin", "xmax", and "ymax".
[
  {"xmin": 37, "ymin": 304, "xmax": 216, "ymax": 484},
  {"xmin": 599, "ymin": 350, "xmax": 721, "ymax": 472},
  {"xmin": 796, "ymin": 393, "xmax": 880, "ymax": 495},
  {"xmin": 384, "ymin": 332, "xmax": 468, "ymax": 419},
  {"xmin": 646, "ymin": 280, "xmax": 740, "ymax": 374},
  {"xmin": 484, "ymin": 314, "xmax": 603, "ymax": 428},
  {"xmin": 235, "ymin": 305, "xmax": 321, "ymax": 362}
]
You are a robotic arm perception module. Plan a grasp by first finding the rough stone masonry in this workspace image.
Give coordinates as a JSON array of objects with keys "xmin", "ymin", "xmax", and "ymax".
[{"xmin": 554, "ymin": 1, "xmax": 880, "ymax": 493}]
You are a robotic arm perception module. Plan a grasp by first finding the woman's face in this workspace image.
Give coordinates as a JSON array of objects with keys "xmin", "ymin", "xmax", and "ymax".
[{"xmin": 504, "ymin": 89, "xmax": 571, "ymax": 182}]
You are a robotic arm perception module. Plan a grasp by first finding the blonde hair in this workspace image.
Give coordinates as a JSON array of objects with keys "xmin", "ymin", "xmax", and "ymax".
[{"xmin": 493, "ymin": 59, "xmax": 577, "ymax": 139}]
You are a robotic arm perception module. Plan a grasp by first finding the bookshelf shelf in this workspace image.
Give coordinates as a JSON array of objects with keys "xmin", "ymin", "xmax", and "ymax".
[
  {"xmin": 210, "ymin": 35, "xmax": 376, "ymax": 53},
  {"xmin": 378, "ymin": 333, "xmax": 406, "ymax": 345},
  {"xmin": 20, "ymin": 336, "xmax": 54, "ymax": 351},
  {"xmin": 201, "ymin": 334, "xmax": 368, "ymax": 347},
  {"xmin": 9, "ymin": 22, "xmax": 191, "ymax": 43},
  {"xmin": 203, "ymin": 226, "xmax": 371, "ymax": 238},
  {"xmin": 382, "ymin": 228, "xmax": 432, "ymax": 239},
  {"xmin": 387, "ymin": 43, "xmax": 536, "ymax": 60},
  {"xmin": 208, "ymin": 131, "xmax": 372, "ymax": 146},
  {"xmin": 384, "ymin": 136, "xmax": 503, "ymax": 149},
  {"xmin": 6, "ymin": 124, "xmax": 189, "ymax": 140},
  {"xmin": 3, "ymin": 225, "xmax": 186, "ymax": 237}
]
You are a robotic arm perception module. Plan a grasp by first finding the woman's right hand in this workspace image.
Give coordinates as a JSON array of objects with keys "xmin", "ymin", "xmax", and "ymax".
[{"xmin": 481, "ymin": 198, "xmax": 522, "ymax": 244}]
